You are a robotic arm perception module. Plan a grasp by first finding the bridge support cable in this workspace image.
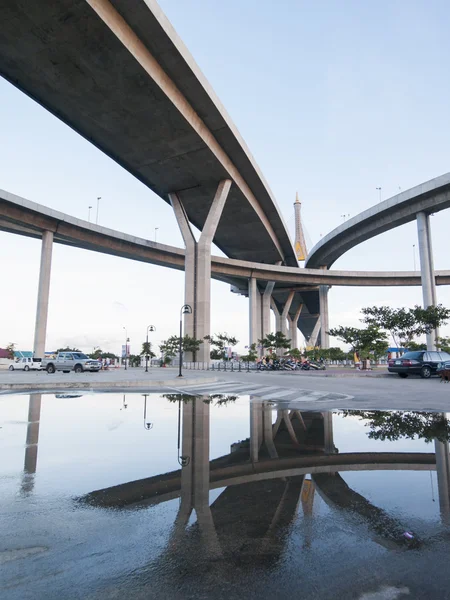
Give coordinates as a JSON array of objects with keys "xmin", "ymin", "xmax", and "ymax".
[
  {"xmin": 33, "ymin": 230, "xmax": 53, "ymax": 360},
  {"xmin": 170, "ymin": 180, "xmax": 231, "ymax": 361},
  {"xmin": 417, "ymin": 212, "xmax": 438, "ymax": 349}
]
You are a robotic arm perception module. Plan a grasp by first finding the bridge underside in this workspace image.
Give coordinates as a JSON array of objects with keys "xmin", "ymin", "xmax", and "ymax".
[{"xmin": 0, "ymin": 0, "xmax": 296, "ymax": 266}]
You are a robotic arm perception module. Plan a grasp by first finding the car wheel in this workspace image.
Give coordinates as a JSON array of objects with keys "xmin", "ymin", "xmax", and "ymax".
[
  {"xmin": 74, "ymin": 365, "xmax": 83, "ymax": 374},
  {"xmin": 8, "ymin": 365, "xmax": 14, "ymax": 371},
  {"xmin": 420, "ymin": 365, "xmax": 432, "ymax": 379},
  {"xmin": 24, "ymin": 365, "xmax": 30, "ymax": 372},
  {"xmin": 398, "ymin": 373, "xmax": 408, "ymax": 378},
  {"xmin": 47, "ymin": 364, "xmax": 55, "ymax": 374}
]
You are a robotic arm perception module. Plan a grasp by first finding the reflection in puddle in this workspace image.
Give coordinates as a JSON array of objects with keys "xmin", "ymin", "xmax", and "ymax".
[{"xmin": 2, "ymin": 392, "xmax": 450, "ymax": 599}]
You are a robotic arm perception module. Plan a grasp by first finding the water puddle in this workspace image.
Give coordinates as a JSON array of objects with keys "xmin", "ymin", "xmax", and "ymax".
[{"xmin": 1, "ymin": 391, "xmax": 450, "ymax": 599}]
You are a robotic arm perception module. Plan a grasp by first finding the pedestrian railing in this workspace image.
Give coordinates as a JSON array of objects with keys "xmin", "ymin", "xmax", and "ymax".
[{"xmin": 182, "ymin": 361, "xmax": 258, "ymax": 372}]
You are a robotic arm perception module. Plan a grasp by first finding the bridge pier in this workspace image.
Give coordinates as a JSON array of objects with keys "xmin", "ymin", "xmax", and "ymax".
[
  {"xmin": 417, "ymin": 212, "xmax": 438, "ymax": 349},
  {"xmin": 287, "ymin": 303, "xmax": 303, "ymax": 350},
  {"xmin": 319, "ymin": 282, "xmax": 330, "ymax": 349},
  {"xmin": 170, "ymin": 180, "xmax": 231, "ymax": 361},
  {"xmin": 248, "ymin": 277, "xmax": 262, "ymax": 348},
  {"xmin": 281, "ymin": 291, "xmax": 295, "ymax": 338},
  {"xmin": 33, "ymin": 230, "xmax": 53, "ymax": 359},
  {"xmin": 309, "ymin": 318, "xmax": 321, "ymax": 347},
  {"xmin": 262, "ymin": 281, "xmax": 275, "ymax": 341}
]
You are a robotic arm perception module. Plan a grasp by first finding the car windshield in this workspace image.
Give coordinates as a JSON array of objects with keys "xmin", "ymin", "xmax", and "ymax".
[
  {"xmin": 72, "ymin": 353, "xmax": 88, "ymax": 359},
  {"xmin": 400, "ymin": 351, "xmax": 424, "ymax": 360}
]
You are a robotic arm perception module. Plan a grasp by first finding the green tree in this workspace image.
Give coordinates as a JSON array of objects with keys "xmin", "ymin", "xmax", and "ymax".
[
  {"xmin": 241, "ymin": 343, "xmax": 258, "ymax": 362},
  {"xmin": 341, "ymin": 410, "xmax": 450, "ymax": 444},
  {"xmin": 159, "ymin": 335, "xmax": 202, "ymax": 362},
  {"xmin": 204, "ymin": 333, "xmax": 239, "ymax": 360},
  {"xmin": 6, "ymin": 342, "xmax": 15, "ymax": 359},
  {"xmin": 328, "ymin": 325, "xmax": 388, "ymax": 360},
  {"xmin": 259, "ymin": 331, "xmax": 291, "ymax": 354},
  {"xmin": 361, "ymin": 304, "xmax": 450, "ymax": 348},
  {"xmin": 406, "ymin": 341, "xmax": 427, "ymax": 351},
  {"xmin": 286, "ymin": 348, "xmax": 303, "ymax": 360},
  {"xmin": 140, "ymin": 341, "xmax": 156, "ymax": 360},
  {"xmin": 437, "ymin": 337, "xmax": 450, "ymax": 353},
  {"xmin": 127, "ymin": 354, "xmax": 142, "ymax": 367},
  {"xmin": 56, "ymin": 346, "xmax": 81, "ymax": 353}
]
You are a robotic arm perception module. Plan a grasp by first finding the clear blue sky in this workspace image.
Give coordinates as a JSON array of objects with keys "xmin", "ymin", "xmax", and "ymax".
[{"xmin": 1, "ymin": 0, "xmax": 450, "ymax": 353}]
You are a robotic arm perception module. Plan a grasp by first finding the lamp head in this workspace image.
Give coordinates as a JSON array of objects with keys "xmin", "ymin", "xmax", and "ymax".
[{"xmin": 182, "ymin": 305, "xmax": 192, "ymax": 315}]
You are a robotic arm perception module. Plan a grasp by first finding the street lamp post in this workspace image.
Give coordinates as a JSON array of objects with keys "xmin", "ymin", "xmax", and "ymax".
[
  {"xmin": 145, "ymin": 325, "xmax": 156, "ymax": 373},
  {"xmin": 155, "ymin": 227, "xmax": 159, "ymax": 243},
  {"xmin": 96, "ymin": 197, "xmax": 101, "ymax": 224},
  {"xmin": 178, "ymin": 304, "xmax": 192, "ymax": 378},
  {"xmin": 88, "ymin": 205, "xmax": 92, "ymax": 222},
  {"xmin": 123, "ymin": 326, "xmax": 129, "ymax": 370},
  {"xmin": 376, "ymin": 187, "xmax": 382, "ymax": 203}
]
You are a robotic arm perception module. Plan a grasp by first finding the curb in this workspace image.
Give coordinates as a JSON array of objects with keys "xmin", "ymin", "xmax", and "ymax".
[{"xmin": 0, "ymin": 376, "xmax": 218, "ymax": 394}]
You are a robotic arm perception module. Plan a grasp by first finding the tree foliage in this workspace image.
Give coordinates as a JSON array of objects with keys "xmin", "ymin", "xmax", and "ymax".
[
  {"xmin": 6, "ymin": 342, "xmax": 15, "ymax": 359},
  {"xmin": 204, "ymin": 333, "xmax": 238, "ymax": 360},
  {"xmin": 56, "ymin": 346, "xmax": 81, "ymax": 353},
  {"xmin": 259, "ymin": 331, "xmax": 291, "ymax": 353},
  {"xmin": 328, "ymin": 325, "xmax": 388, "ymax": 359},
  {"xmin": 140, "ymin": 341, "xmax": 156, "ymax": 359},
  {"xmin": 436, "ymin": 337, "xmax": 450, "ymax": 353},
  {"xmin": 341, "ymin": 410, "xmax": 450, "ymax": 443},
  {"xmin": 159, "ymin": 335, "xmax": 203, "ymax": 360},
  {"xmin": 286, "ymin": 348, "xmax": 303, "ymax": 360},
  {"xmin": 361, "ymin": 304, "xmax": 450, "ymax": 347},
  {"xmin": 241, "ymin": 343, "xmax": 258, "ymax": 362}
]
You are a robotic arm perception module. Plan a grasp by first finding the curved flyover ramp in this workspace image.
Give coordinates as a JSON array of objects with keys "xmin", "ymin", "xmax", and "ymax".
[
  {"xmin": 0, "ymin": 0, "xmax": 296, "ymax": 266},
  {"xmin": 306, "ymin": 172, "xmax": 450, "ymax": 269}
]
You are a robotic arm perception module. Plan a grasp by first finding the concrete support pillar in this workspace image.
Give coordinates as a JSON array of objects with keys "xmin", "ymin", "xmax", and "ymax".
[
  {"xmin": 175, "ymin": 397, "xmax": 222, "ymax": 557},
  {"xmin": 262, "ymin": 281, "xmax": 275, "ymax": 338},
  {"xmin": 319, "ymin": 277, "xmax": 330, "ymax": 349},
  {"xmin": 248, "ymin": 277, "xmax": 259, "ymax": 347},
  {"xmin": 250, "ymin": 401, "xmax": 263, "ymax": 463},
  {"xmin": 287, "ymin": 303, "xmax": 303, "ymax": 350},
  {"xmin": 322, "ymin": 411, "xmax": 335, "ymax": 454},
  {"xmin": 21, "ymin": 393, "xmax": 42, "ymax": 495},
  {"xmin": 434, "ymin": 438, "xmax": 450, "ymax": 524},
  {"xmin": 170, "ymin": 180, "xmax": 231, "ymax": 361},
  {"xmin": 270, "ymin": 298, "xmax": 283, "ymax": 332},
  {"xmin": 169, "ymin": 193, "xmax": 196, "ymax": 353},
  {"xmin": 33, "ymin": 231, "xmax": 53, "ymax": 359},
  {"xmin": 281, "ymin": 291, "xmax": 295, "ymax": 338},
  {"xmin": 309, "ymin": 317, "xmax": 321, "ymax": 347},
  {"xmin": 417, "ymin": 212, "xmax": 437, "ymax": 350},
  {"xmin": 197, "ymin": 180, "xmax": 232, "ymax": 360}
]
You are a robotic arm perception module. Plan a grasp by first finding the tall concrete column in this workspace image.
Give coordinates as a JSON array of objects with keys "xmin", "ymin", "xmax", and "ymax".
[
  {"xmin": 417, "ymin": 212, "xmax": 437, "ymax": 350},
  {"xmin": 250, "ymin": 401, "xmax": 263, "ymax": 463},
  {"xmin": 169, "ymin": 193, "xmax": 196, "ymax": 351},
  {"xmin": 197, "ymin": 180, "xmax": 232, "ymax": 360},
  {"xmin": 170, "ymin": 180, "xmax": 231, "ymax": 361},
  {"xmin": 309, "ymin": 317, "xmax": 321, "ymax": 347},
  {"xmin": 270, "ymin": 298, "xmax": 283, "ymax": 332},
  {"xmin": 22, "ymin": 393, "xmax": 42, "ymax": 495},
  {"xmin": 319, "ymin": 284, "xmax": 330, "ymax": 349},
  {"xmin": 281, "ymin": 291, "xmax": 295, "ymax": 338},
  {"xmin": 33, "ymin": 231, "xmax": 53, "ymax": 359},
  {"xmin": 249, "ymin": 277, "xmax": 258, "ymax": 347},
  {"xmin": 287, "ymin": 303, "xmax": 303, "ymax": 350},
  {"xmin": 262, "ymin": 281, "xmax": 275, "ymax": 339},
  {"xmin": 434, "ymin": 437, "xmax": 450, "ymax": 524}
]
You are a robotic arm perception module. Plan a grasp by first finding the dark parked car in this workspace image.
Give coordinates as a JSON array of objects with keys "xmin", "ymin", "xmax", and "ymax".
[{"xmin": 388, "ymin": 350, "xmax": 450, "ymax": 379}]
